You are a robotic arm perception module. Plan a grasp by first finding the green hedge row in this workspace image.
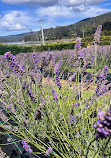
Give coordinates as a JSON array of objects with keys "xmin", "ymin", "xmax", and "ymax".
[
  {"xmin": 100, "ymin": 36, "xmax": 111, "ymax": 45},
  {"xmin": 0, "ymin": 44, "xmax": 34, "ymax": 55},
  {"xmin": 0, "ymin": 42, "xmax": 87, "ymax": 55},
  {"xmin": 100, "ymin": 41, "xmax": 110, "ymax": 45},
  {"xmin": 34, "ymin": 42, "xmax": 87, "ymax": 51}
]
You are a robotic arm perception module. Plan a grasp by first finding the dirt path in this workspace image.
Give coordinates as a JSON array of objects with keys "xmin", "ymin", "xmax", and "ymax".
[{"xmin": 42, "ymin": 77, "xmax": 95, "ymax": 92}]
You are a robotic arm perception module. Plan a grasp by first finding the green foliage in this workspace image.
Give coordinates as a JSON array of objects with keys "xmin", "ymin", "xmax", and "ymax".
[
  {"xmin": 83, "ymin": 35, "xmax": 111, "ymax": 46},
  {"xmin": 82, "ymin": 35, "xmax": 94, "ymax": 45},
  {"xmin": 101, "ymin": 30, "xmax": 111, "ymax": 36},
  {"xmin": 34, "ymin": 42, "xmax": 86, "ymax": 51},
  {"xmin": 100, "ymin": 36, "xmax": 111, "ymax": 45},
  {"xmin": 0, "ymin": 45, "xmax": 111, "ymax": 157},
  {"xmin": 0, "ymin": 44, "xmax": 34, "ymax": 55},
  {"xmin": 0, "ymin": 71, "xmax": 111, "ymax": 157},
  {"xmin": 0, "ymin": 42, "xmax": 87, "ymax": 55}
]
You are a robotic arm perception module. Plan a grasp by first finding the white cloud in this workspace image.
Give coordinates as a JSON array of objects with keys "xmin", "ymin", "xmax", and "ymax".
[
  {"xmin": 35, "ymin": 2, "xmax": 111, "ymax": 31},
  {"xmin": 72, "ymin": 5, "xmax": 90, "ymax": 12},
  {"xmin": 1, "ymin": 21, "xmax": 26, "ymax": 30},
  {"xmin": 37, "ymin": 6, "xmax": 73, "ymax": 18},
  {"xmin": 1, "ymin": 0, "xmax": 107, "ymax": 8},
  {"xmin": 59, "ymin": 0, "xmax": 107, "ymax": 6},
  {"xmin": 36, "ymin": 4, "xmax": 110, "ymax": 19},
  {"xmin": 1, "ymin": 0, "xmax": 58, "ymax": 6},
  {"xmin": 0, "ymin": 11, "xmax": 32, "ymax": 31},
  {"xmin": 59, "ymin": 0, "xmax": 108, "ymax": 13},
  {"xmin": 11, "ymin": 24, "xmax": 26, "ymax": 30},
  {"xmin": 0, "ymin": 0, "xmax": 110, "ymax": 35},
  {"xmin": 82, "ymin": 6, "xmax": 111, "ymax": 17}
]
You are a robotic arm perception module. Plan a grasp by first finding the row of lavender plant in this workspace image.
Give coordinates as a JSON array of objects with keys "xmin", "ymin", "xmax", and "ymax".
[{"xmin": 0, "ymin": 25, "xmax": 111, "ymax": 157}]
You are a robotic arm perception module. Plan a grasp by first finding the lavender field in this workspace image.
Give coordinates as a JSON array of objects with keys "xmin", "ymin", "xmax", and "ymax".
[{"xmin": 0, "ymin": 26, "xmax": 111, "ymax": 158}]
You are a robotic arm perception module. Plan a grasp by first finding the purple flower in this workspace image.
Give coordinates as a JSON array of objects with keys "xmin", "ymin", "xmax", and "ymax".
[
  {"xmin": 7, "ymin": 104, "xmax": 16, "ymax": 113},
  {"xmin": 74, "ymin": 37, "xmax": 82, "ymax": 52},
  {"xmin": 96, "ymin": 65, "xmax": 109, "ymax": 97},
  {"xmin": 69, "ymin": 114, "xmax": 77, "ymax": 126},
  {"xmin": 54, "ymin": 60, "xmax": 62, "ymax": 74},
  {"xmin": 78, "ymin": 147, "xmax": 81, "ymax": 155},
  {"xmin": 104, "ymin": 65, "xmax": 108, "ymax": 70},
  {"xmin": 68, "ymin": 56, "xmax": 73, "ymax": 63},
  {"xmin": 47, "ymin": 147, "xmax": 53, "ymax": 152},
  {"xmin": 44, "ymin": 147, "xmax": 53, "ymax": 156},
  {"xmin": 70, "ymin": 102, "xmax": 79, "ymax": 115},
  {"xmin": 30, "ymin": 75, "xmax": 36, "ymax": 84},
  {"xmin": 4, "ymin": 52, "xmax": 24, "ymax": 75},
  {"xmin": 78, "ymin": 48, "xmax": 85, "ymax": 60},
  {"xmin": 24, "ymin": 119, "xmax": 28, "ymax": 126},
  {"xmin": 94, "ymin": 25, "xmax": 102, "ymax": 45},
  {"xmin": 98, "ymin": 112, "xmax": 104, "ymax": 118},
  {"xmin": 52, "ymin": 89, "xmax": 58, "ymax": 101},
  {"xmin": 54, "ymin": 75, "xmax": 62, "ymax": 90},
  {"xmin": 100, "ymin": 65, "xmax": 108, "ymax": 79},
  {"xmin": 32, "ymin": 53, "xmax": 40, "ymax": 69},
  {"xmin": 54, "ymin": 60, "xmax": 62, "ymax": 89},
  {"xmin": 22, "ymin": 140, "xmax": 33, "ymax": 154},
  {"xmin": 40, "ymin": 55, "xmax": 48, "ymax": 73},
  {"xmin": 94, "ymin": 106, "xmax": 111, "ymax": 138},
  {"xmin": 27, "ymin": 89, "xmax": 37, "ymax": 102}
]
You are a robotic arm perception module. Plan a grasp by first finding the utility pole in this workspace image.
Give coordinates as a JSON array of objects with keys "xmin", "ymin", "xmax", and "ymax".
[
  {"xmin": 29, "ymin": 29, "xmax": 33, "ymax": 41},
  {"xmin": 39, "ymin": 19, "xmax": 45, "ymax": 45},
  {"xmin": 82, "ymin": 29, "xmax": 85, "ymax": 39}
]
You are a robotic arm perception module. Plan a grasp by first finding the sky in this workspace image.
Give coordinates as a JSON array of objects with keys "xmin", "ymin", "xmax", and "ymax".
[{"xmin": 0, "ymin": 0, "xmax": 111, "ymax": 36}]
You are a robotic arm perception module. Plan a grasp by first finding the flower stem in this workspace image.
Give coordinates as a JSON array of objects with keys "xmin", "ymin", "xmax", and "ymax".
[
  {"xmin": 85, "ymin": 138, "xmax": 96, "ymax": 158},
  {"xmin": 101, "ymin": 137, "xmax": 110, "ymax": 157}
]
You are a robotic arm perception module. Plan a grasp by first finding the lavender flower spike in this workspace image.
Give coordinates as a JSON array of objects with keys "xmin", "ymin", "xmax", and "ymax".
[
  {"xmin": 45, "ymin": 147, "xmax": 53, "ymax": 156},
  {"xmin": 94, "ymin": 106, "xmax": 111, "ymax": 138},
  {"xmin": 27, "ymin": 89, "xmax": 37, "ymax": 102},
  {"xmin": 52, "ymin": 89, "xmax": 58, "ymax": 101},
  {"xmin": 94, "ymin": 25, "xmax": 102, "ymax": 45},
  {"xmin": 22, "ymin": 140, "xmax": 33, "ymax": 154},
  {"xmin": 54, "ymin": 60, "xmax": 62, "ymax": 89},
  {"xmin": 4, "ymin": 52, "xmax": 24, "ymax": 75},
  {"xmin": 74, "ymin": 37, "xmax": 82, "ymax": 52},
  {"xmin": 69, "ymin": 114, "xmax": 77, "ymax": 126}
]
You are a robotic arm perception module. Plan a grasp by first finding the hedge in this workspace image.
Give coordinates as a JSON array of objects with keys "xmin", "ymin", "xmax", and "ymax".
[
  {"xmin": 34, "ymin": 42, "xmax": 87, "ymax": 51},
  {"xmin": 100, "ymin": 41, "xmax": 110, "ymax": 45},
  {"xmin": 0, "ymin": 44, "xmax": 34, "ymax": 55},
  {"xmin": 100, "ymin": 36, "xmax": 111, "ymax": 45},
  {"xmin": 0, "ymin": 42, "xmax": 87, "ymax": 55}
]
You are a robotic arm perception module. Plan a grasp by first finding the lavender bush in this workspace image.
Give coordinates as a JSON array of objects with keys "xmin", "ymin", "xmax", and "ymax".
[{"xmin": 0, "ymin": 25, "xmax": 111, "ymax": 158}]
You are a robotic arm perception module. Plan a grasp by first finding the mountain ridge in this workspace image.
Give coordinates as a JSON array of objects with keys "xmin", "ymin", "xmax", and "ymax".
[{"xmin": 0, "ymin": 12, "xmax": 111, "ymax": 42}]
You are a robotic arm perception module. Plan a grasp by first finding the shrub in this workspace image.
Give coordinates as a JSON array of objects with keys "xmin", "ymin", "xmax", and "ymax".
[{"xmin": 0, "ymin": 42, "xmax": 87, "ymax": 55}]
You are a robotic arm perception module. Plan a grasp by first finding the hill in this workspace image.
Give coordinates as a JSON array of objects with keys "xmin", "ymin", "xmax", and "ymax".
[{"xmin": 0, "ymin": 12, "xmax": 111, "ymax": 42}]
